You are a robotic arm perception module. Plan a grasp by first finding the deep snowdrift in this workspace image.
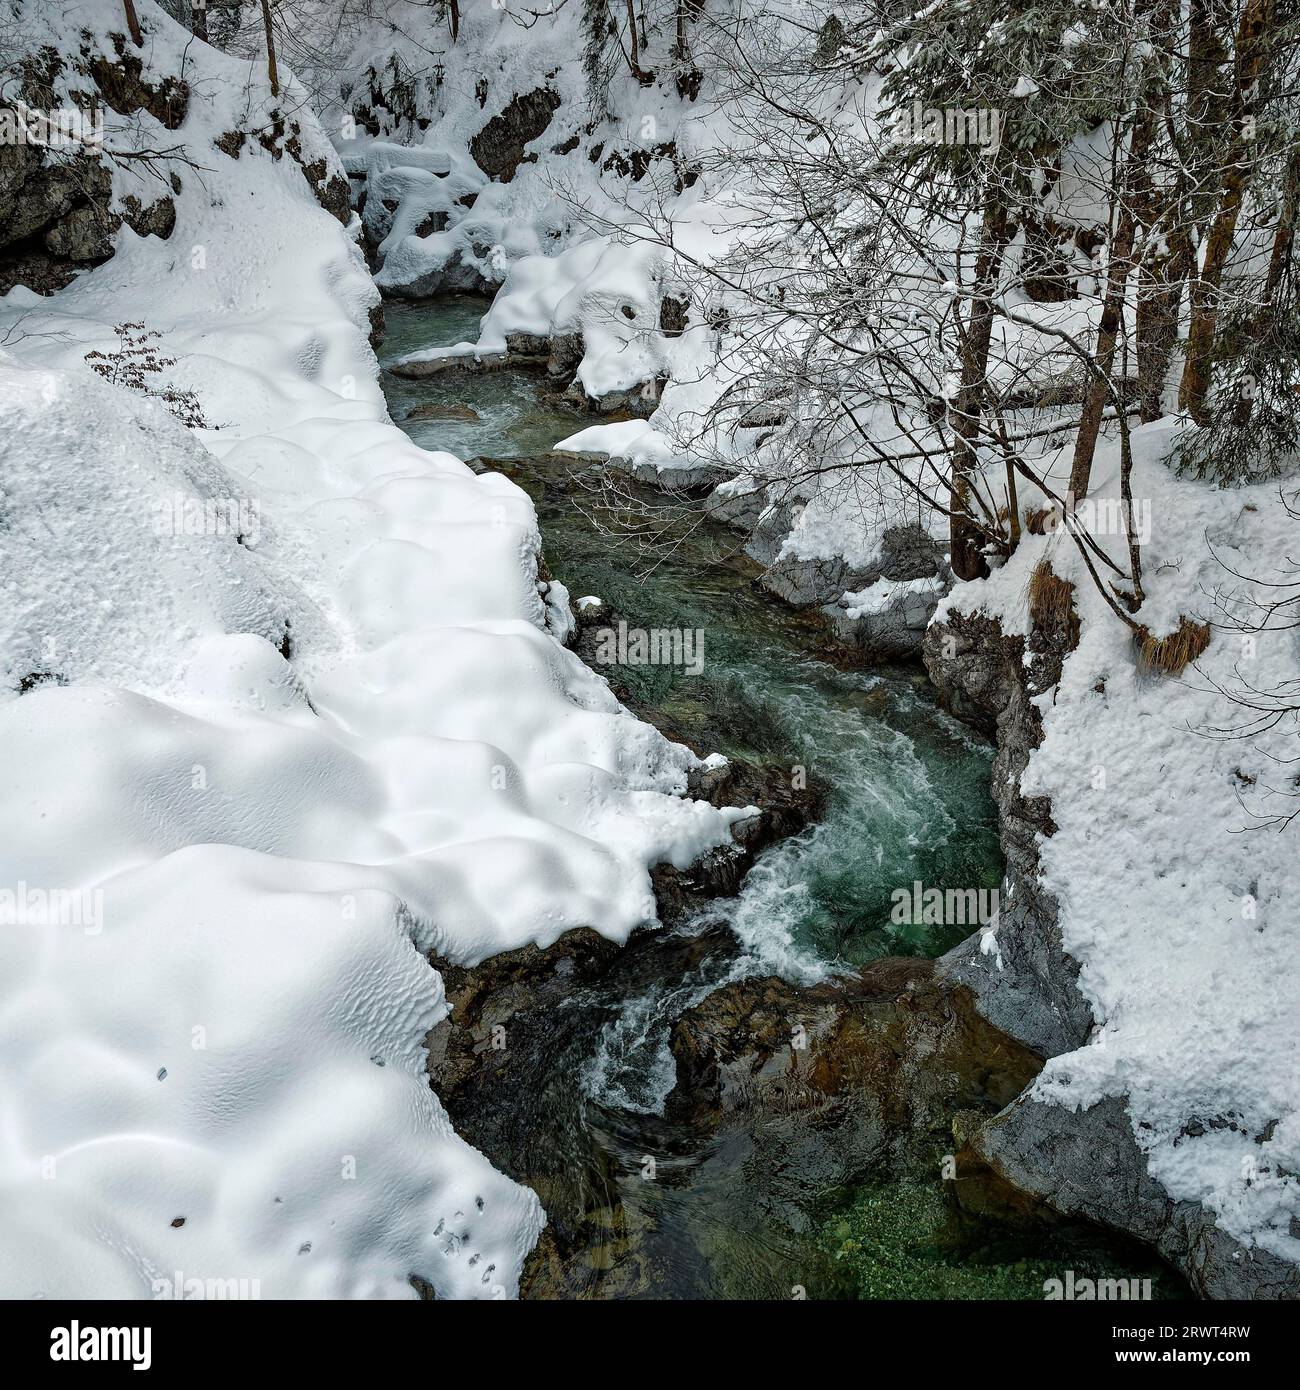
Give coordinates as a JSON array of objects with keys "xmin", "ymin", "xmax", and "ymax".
[{"xmin": 0, "ymin": 1, "xmax": 745, "ymax": 1299}]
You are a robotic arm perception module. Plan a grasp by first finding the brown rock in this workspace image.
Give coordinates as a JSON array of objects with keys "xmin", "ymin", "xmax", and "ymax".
[{"xmin": 404, "ymin": 402, "xmax": 482, "ymax": 423}]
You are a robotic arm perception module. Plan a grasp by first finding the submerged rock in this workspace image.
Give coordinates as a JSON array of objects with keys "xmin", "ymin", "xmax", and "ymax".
[
  {"xmin": 666, "ymin": 958, "xmax": 1041, "ymax": 1144},
  {"xmin": 404, "ymin": 401, "xmax": 482, "ymax": 422}
]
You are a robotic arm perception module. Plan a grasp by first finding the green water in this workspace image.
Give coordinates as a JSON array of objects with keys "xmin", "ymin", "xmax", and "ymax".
[{"xmin": 379, "ymin": 298, "xmax": 1178, "ymax": 1301}]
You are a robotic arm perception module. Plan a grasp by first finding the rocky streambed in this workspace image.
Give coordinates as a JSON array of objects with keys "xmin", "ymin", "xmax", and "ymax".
[{"xmin": 383, "ymin": 297, "xmax": 1182, "ymax": 1300}]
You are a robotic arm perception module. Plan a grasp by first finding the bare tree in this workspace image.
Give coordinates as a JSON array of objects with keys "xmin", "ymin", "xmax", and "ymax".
[{"xmin": 1178, "ymin": 0, "xmax": 1277, "ymax": 422}]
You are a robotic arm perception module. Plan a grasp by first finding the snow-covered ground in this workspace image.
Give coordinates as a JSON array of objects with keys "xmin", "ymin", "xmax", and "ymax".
[{"xmin": 0, "ymin": 1, "xmax": 747, "ymax": 1299}]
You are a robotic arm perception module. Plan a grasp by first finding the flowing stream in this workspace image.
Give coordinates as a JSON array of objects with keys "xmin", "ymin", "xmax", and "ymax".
[{"xmin": 380, "ymin": 297, "xmax": 1177, "ymax": 1300}]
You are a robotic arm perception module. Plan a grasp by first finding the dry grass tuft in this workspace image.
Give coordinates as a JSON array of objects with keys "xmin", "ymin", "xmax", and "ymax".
[
  {"xmin": 1024, "ymin": 507, "xmax": 1055, "ymax": 535},
  {"xmin": 1028, "ymin": 558, "xmax": 1080, "ymax": 644},
  {"xmin": 1135, "ymin": 617, "xmax": 1211, "ymax": 675}
]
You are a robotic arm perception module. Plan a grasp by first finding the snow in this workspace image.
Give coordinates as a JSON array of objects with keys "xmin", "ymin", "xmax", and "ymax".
[
  {"xmin": 555, "ymin": 418, "xmax": 657, "ymax": 456},
  {"xmin": 390, "ymin": 234, "xmax": 683, "ymax": 401},
  {"xmin": 0, "ymin": 0, "xmax": 747, "ymax": 1300},
  {"xmin": 839, "ymin": 575, "xmax": 947, "ymax": 620},
  {"xmin": 942, "ymin": 422, "xmax": 1300, "ymax": 1268}
]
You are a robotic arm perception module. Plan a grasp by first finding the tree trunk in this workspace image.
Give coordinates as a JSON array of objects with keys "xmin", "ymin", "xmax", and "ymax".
[
  {"xmin": 1068, "ymin": 47, "xmax": 1160, "ymax": 503},
  {"xmin": 122, "ymin": 0, "xmax": 143, "ymax": 46},
  {"xmin": 1070, "ymin": 204, "xmax": 1138, "ymax": 500},
  {"xmin": 1263, "ymin": 143, "xmax": 1300, "ymax": 302},
  {"xmin": 949, "ymin": 187, "xmax": 1009, "ymax": 581},
  {"xmin": 449, "ymin": 0, "xmax": 460, "ymax": 44},
  {"xmin": 260, "ymin": 0, "xmax": 280, "ymax": 98},
  {"xmin": 1129, "ymin": 0, "xmax": 1186, "ymax": 422},
  {"xmin": 192, "ymin": 2, "xmax": 209, "ymax": 44},
  {"xmin": 1178, "ymin": 0, "xmax": 1275, "ymax": 423},
  {"xmin": 1134, "ymin": 241, "xmax": 1188, "ymax": 422},
  {"xmin": 622, "ymin": 0, "xmax": 652, "ymax": 83}
]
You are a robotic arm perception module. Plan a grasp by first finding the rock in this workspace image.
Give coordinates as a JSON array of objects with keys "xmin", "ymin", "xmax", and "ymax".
[
  {"xmin": 85, "ymin": 36, "xmax": 189, "ymax": 130},
  {"xmin": 424, "ymin": 742, "xmax": 824, "ymax": 1105},
  {"xmin": 825, "ymin": 577, "xmax": 946, "ymax": 659},
  {"xmin": 600, "ymin": 141, "xmax": 700, "ymax": 192},
  {"xmin": 563, "ymin": 376, "xmax": 666, "ymax": 417},
  {"xmin": 0, "ymin": 250, "xmax": 78, "ymax": 297},
  {"xmin": 0, "ymin": 41, "xmax": 337, "ymax": 297},
  {"xmin": 423, "ymin": 748, "xmax": 823, "ymax": 1275},
  {"xmin": 880, "ymin": 524, "xmax": 946, "ymax": 580},
  {"xmin": 414, "ymin": 257, "xmax": 495, "ymax": 296},
  {"xmin": 41, "ymin": 196, "xmax": 116, "ymax": 262},
  {"xmin": 740, "ymin": 506, "xmax": 948, "ymax": 657},
  {"xmin": 573, "ymin": 595, "xmax": 610, "ymax": 627},
  {"xmin": 603, "ymin": 454, "xmax": 726, "ymax": 494},
  {"xmin": 0, "ymin": 103, "xmax": 116, "ymax": 292},
  {"xmin": 923, "ymin": 609, "xmax": 1090, "ymax": 1056},
  {"xmin": 426, "ymin": 927, "xmax": 624, "ymax": 1114},
  {"xmin": 754, "ymin": 515, "xmax": 947, "ymax": 612},
  {"xmin": 413, "ymin": 209, "xmax": 448, "ymax": 237},
  {"xmin": 214, "ymin": 130, "xmax": 244, "ymax": 159},
  {"xmin": 388, "ymin": 350, "xmax": 508, "ymax": 379},
  {"xmin": 404, "ymin": 402, "xmax": 482, "ymax": 422},
  {"xmin": 119, "ymin": 193, "xmax": 176, "ymax": 241},
  {"xmin": 972, "ymin": 1093, "xmax": 1300, "ymax": 1300},
  {"xmin": 469, "ymin": 88, "xmax": 561, "ymax": 182},
  {"xmin": 503, "ymin": 331, "xmax": 550, "ymax": 361},
  {"xmin": 736, "ymin": 402, "xmax": 787, "ymax": 429},
  {"xmin": 0, "ymin": 141, "xmax": 81, "ymax": 244},
  {"xmin": 704, "ymin": 482, "xmax": 768, "ymax": 532},
  {"xmin": 658, "ymin": 294, "xmax": 689, "ymax": 337},
  {"xmin": 665, "ymin": 958, "xmax": 1043, "ymax": 1172},
  {"xmin": 367, "ymin": 301, "xmax": 385, "ymax": 351},
  {"xmin": 546, "ymin": 332, "xmax": 583, "ymax": 379},
  {"xmin": 300, "ymin": 158, "xmax": 351, "ymax": 226},
  {"xmin": 650, "ymin": 758, "xmax": 827, "ymax": 923},
  {"xmin": 742, "ymin": 499, "xmax": 866, "ymax": 606},
  {"xmin": 217, "ymin": 120, "xmax": 351, "ymax": 228}
]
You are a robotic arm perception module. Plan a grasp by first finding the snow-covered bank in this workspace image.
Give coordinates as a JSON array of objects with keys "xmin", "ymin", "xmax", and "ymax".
[
  {"xmin": 927, "ymin": 424, "xmax": 1300, "ymax": 1291},
  {"xmin": 0, "ymin": 2, "xmax": 747, "ymax": 1299},
  {"xmin": 4, "ymin": 0, "xmax": 1297, "ymax": 1304}
]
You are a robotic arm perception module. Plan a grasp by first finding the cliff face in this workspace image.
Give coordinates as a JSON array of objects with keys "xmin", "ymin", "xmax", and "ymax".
[
  {"xmin": 924, "ymin": 611, "xmax": 1300, "ymax": 1301},
  {"xmin": 923, "ymin": 609, "xmax": 1092, "ymax": 1059}
]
